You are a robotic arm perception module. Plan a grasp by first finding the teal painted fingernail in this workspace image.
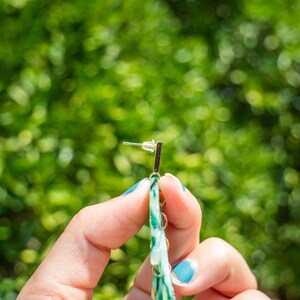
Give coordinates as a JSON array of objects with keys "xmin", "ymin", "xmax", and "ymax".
[
  {"xmin": 165, "ymin": 173, "xmax": 186, "ymax": 192},
  {"xmin": 172, "ymin": 259, "xmax": 197, "ymax": 284},
  {"xmin": 177, "ymin": 177, "xmax": 186, "ymax": 192},
  {"xmin": 122, "ymin": 179, "xmax": 145, "ymax": 196}
]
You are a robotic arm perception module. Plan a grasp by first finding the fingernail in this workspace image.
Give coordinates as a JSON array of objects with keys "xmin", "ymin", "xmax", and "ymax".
[
  {"xmin": 172, "ymin": 259, "xmax": 197, "ymax": 285},
  {"xmin": 122, "ymin": 179, "xmax": 146, "ymax": 196},
  {"xmin": 165, "ymin": 173, "xmax": 186, "ymax": 192}
]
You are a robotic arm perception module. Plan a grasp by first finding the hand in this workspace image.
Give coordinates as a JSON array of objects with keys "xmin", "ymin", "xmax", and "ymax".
[{"xmin": 18, "ymin": 174, "xmax": 271, "ymax": 299}]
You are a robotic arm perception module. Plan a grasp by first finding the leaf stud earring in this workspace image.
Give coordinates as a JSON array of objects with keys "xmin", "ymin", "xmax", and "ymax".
[{"xmin": 123, "ymin": 140, "xmax": 175, "ymax": 300}]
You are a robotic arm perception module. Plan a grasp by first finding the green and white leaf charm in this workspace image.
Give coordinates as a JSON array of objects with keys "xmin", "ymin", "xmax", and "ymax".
[
  {"xmin": 149, "ymin": 175, "xmax": 175, "ymax": 300},
  {"xmin": 123, "ymin": 140, "xmax": 174, "ymax": 299}
]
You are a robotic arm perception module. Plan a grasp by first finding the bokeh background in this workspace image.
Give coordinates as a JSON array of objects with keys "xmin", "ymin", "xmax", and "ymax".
[{"xmin": 0, "ymin": 0, "xmax": 300, "ymax": 299}]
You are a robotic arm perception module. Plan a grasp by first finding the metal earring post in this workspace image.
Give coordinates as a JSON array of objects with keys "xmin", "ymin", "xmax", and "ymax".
[
  {"xmin": 153, "ymin": 141, "xmax": 162, "ymax": 173},
  {"xmin": 123, "ymin": 140, "xmax": 163, "ymax": 174}
]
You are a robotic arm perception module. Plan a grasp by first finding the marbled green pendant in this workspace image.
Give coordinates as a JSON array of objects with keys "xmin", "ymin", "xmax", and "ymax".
[{"xmin": 149, "ymin": 175, "xmax": 176, "ymax": 300}]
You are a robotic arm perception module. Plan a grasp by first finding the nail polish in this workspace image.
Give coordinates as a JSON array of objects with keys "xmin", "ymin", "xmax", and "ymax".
[
  {"xmin": 122, "ymin": 179, "xmax": 146, "ymax": 196},
  {"xmin": 165, "ymin": 173, "xmax": 186, "ymax": 192},
  {"xmin": 172, "ymin": 259, "xmax": 197, "ymax": 284}
]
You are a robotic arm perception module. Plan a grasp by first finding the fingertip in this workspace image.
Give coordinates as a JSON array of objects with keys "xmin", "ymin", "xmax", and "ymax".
[
  {"xmin": 159, "ymin": 173, "xmax": 202, "ymax": 230},
  {"xmin": 164, "ymin": 173, "xmax": 186, "ymax": 192},
  {"xmin": 118, "ymin": 177, "xmax": 150, "ymax": 219},
  {"xmin": 160, "ymin": 173, "xmax": 186, "ymax": 193},
  {"xmin": 122, "ymin": 178, "xmax": 149, "ymax": 196},
  {"xmin": 119, "ymin": 178, "xmax": 150, "ymax": 211}
]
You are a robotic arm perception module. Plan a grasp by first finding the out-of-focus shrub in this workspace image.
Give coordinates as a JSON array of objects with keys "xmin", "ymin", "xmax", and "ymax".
[{"xmin": 0, "ymin": 0, "xmax": 299, "ymax": 299}]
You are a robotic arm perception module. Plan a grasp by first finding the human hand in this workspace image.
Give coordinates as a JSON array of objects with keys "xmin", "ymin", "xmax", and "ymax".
[{"xmin": 18, "ymin": 174, "xmax": 271, "ymax": 299}]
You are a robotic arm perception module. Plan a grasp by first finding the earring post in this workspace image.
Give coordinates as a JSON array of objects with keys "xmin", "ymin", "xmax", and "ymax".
[
  {"xmin": 123, "ymin": 140, "xmax": 156, "ymax": 153},
  {"xmin": 123, "ymin": 142, "xmax": 144, "ymax": 147},
  {"xmin": 153, "ymin": 141, "xmax": 163, "ymax": 173},
  {"xmin": 123, "ymin": 140, "xmax": 163, "ymax": 173}
]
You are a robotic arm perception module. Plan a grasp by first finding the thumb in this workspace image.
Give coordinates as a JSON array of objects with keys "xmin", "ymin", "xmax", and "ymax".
[{"xmin": 18, "ymin": 179, "xmax": 150, "ymax": 299}]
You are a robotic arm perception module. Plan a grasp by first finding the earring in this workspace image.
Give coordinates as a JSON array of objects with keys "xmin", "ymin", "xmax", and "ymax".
[{"xmin": 123, "ymin": 140, "xmax": 175, "ymax": 300}]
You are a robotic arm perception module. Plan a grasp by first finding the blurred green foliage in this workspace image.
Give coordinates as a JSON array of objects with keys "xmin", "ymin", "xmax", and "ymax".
[{"xmin": 0, "ymin": 0, "xmax": 299, "ymax": 299}]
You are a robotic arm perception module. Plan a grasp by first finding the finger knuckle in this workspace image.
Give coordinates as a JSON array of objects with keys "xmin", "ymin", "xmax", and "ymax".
[
  {"xmin": 66, "ymin": 206, "xmax": 91, "ymax": 231},
  {"xmin": 205, "ymin": 237, "xmax": 232, "ymax": 272}
]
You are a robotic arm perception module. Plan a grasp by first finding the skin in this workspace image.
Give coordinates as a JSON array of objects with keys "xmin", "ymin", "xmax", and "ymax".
[{"xmin": 18, "ymin": 174, "xmax": 271, "ymax": 300}]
